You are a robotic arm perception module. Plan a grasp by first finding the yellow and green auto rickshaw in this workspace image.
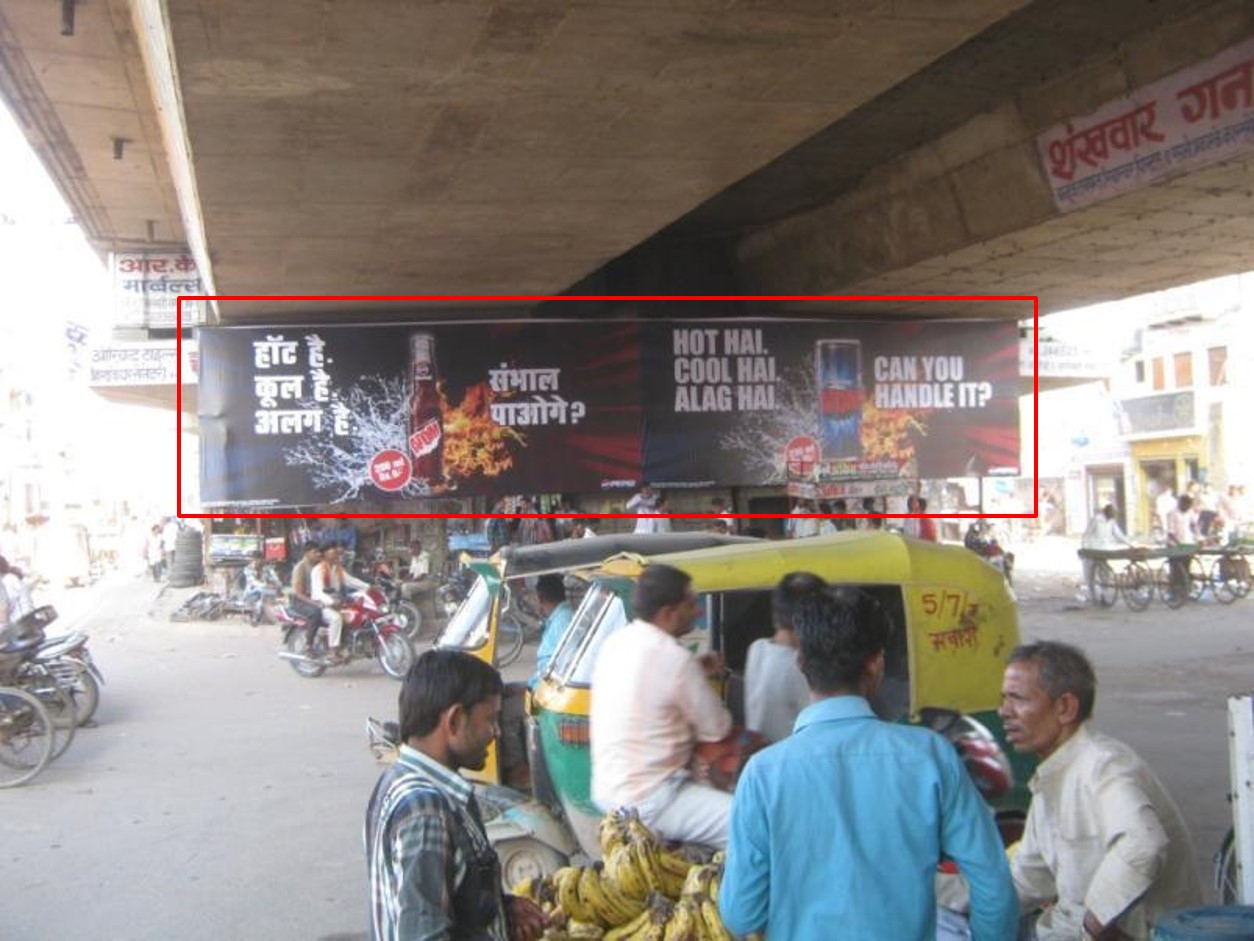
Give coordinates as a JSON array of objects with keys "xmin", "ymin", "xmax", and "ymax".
[
  {"xmin": 467, "ymin": 530, "xmax": 1032, "ymax": 885},
  {"xmin": 432, "ymin": 531, "xmax": 758, "ymax": 676},
  {"xmin": 423, "ymin": 532, "xmax": 757, "ymax": 884}
]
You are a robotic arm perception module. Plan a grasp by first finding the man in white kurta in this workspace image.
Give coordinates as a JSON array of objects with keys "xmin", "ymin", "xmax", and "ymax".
[
  {"xmin": 1000, "ymin": 642, "xmax": 1201, "ymax": 940},
  {"xmin": 590, "ymin": 564, "xmax": 733, "ymax": 847}
]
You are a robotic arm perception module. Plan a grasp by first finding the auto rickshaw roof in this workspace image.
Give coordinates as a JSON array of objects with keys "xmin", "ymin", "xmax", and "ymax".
[
  {"xmin": 587, "ymin": 530, "xmax": 1012, "ymax": 596},
  {"xmin": 493, "ymin": 532, "xmax": 758, "ymax": 580}
]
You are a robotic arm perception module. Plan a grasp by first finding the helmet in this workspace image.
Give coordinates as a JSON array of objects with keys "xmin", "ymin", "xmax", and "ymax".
[{"xmin": 919, "ymin": 708, "xmax": 1014, "ymax": 800}]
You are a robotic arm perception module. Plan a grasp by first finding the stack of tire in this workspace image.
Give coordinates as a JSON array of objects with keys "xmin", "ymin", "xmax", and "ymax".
[{"xmin": 167, "ymin": 528, "xmax": 205, "ymax": 588}]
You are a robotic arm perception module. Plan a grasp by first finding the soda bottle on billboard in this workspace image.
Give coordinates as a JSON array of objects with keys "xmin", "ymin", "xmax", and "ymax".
[
  {"xmin": 408, "ymin": 332, "xmax": 444, "ymax": 488},
  {"xmin": 815, "ymin": 340, "xmax": 863, "ymax": 460}
]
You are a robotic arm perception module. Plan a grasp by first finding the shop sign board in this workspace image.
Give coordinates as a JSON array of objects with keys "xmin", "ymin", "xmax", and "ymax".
[
  {"xmin": 88, "ymin": 340, "xmax": 198, "ymax": 386},
  {"xmin": 1037, "ymin": 36, "xmax": 1254, "ymax": 213},
  {"xmin": 1119, "ymin": 391, "xmax": 1197, "ymax": 437},
  {"xmin": 111, "ymin": 251, "xmax": 207, "ymax": 328}
]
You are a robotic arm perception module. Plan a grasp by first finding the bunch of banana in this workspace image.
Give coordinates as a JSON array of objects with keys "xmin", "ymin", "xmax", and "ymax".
[
  {"xmin": 590, "ymin": 862, "xmax": 651, "ymax": 928},
  {"xmin": 515, "ymin": 874, "xmax": 561, "ymax": 917},
  {"xmin": 603, "ymin": 893, "xmax": 673, "ymax": 941},
  {"xmin": 661, "ymin": 896, "xmax": 703, "ymax": 940},
  {"xmin": 599, "ymin": 808, "xmax": 634, "ymax": 858},
  {"xmin": 691, "ymin": 892, "xmax": 733, "ymax": 941},
  {"xmin": 604, "ymin": 844, "xmax": 651, "ymax": 902},
  {"xmin": 654, "ymin": 848, "xmax": 694, "ymax": 899},
  {"xmin": 678, "ymin": 863, "xmax": 718, "ymax": 901},
  {"xmin": 540, "ymin": 923, "xmax": 605, "ymax": 941}
]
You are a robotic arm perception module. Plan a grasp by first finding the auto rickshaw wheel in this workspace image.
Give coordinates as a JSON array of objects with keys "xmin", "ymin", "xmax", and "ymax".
[{"xmin": 496, "ymin": 836, "xmax": 567, "ymax": 890}]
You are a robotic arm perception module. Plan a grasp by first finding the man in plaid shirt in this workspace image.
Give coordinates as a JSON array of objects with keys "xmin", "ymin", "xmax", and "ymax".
[{"xmin": 366, "ymin": 650, "xmax": 548, "ymax": 940}]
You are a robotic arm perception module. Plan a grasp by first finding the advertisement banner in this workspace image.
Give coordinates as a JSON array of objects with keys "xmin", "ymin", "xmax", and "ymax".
[
  {"xmin": 198, "ymin": 318, "xmax": 1019, "ymax": 507},
  {"xmin": 198, "ymin": 323, "xmax": 643, "ymax": 507},
  {"xmin": 641, "ymin": 320, "xmax": 1020, "ymax": 487}
]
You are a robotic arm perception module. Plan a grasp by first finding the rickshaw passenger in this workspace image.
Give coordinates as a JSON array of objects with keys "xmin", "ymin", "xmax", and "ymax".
[
  {"xmin": 530, "ymin": 575, "xmax": 575, "ymax": 689},
  {"xmin": 590, "ymin": 564, "xmax": 734, "ymax": 848},
  {"xmin": 498, "ymin": 575, "xmax": 575, "ymax": 790},
  {"xmin": 743, "ymin": 572, "xmax": 826, "ymax": 742}
]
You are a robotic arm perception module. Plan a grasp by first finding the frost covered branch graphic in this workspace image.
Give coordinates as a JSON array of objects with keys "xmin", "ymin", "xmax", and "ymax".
[
  {"xmin": 283, "ymin": 376, "xmax": 424, "ymax": 502},
  {"xmin": 718, "ymin": 366, "xmax": 818, "ymax": 482}
]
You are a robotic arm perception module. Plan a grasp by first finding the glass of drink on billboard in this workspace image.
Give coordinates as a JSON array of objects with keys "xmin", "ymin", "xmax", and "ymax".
[{"xmin": 816, "ymin": 339, "xmax": 863, "ymax": 460}]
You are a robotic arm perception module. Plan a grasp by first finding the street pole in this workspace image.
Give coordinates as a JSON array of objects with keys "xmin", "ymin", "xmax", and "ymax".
[{"xmin": 1228, "ymin": 694, "xmax": 1254, "ymax": 903}]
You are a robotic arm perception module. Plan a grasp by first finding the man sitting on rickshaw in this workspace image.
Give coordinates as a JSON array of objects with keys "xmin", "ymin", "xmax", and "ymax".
[
  {"xmin": 589, "ymin": 564, "xmax": 734, "ymax": 848},
  {"xmin": 498, "ymin": 575, "xmax": 575, "ymax": 791}
]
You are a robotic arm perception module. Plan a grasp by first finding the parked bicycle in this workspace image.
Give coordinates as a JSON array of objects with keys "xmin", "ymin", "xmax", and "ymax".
[
  {"xmin": 1079, "ymin": 549, "xmax": 1155, "ymax": 612},
  {"xmin": 0, "ymin": 684, "xmax": 54, "ymax": 788},
  {"xmin": 1082, "ymin": 544, "xmax": 1249, "ymax": 611}
]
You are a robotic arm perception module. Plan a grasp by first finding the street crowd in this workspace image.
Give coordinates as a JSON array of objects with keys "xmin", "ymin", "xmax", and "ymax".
[{"xmin": 364, "ymin": 558, "xmax": 1203, "ymax": 941}]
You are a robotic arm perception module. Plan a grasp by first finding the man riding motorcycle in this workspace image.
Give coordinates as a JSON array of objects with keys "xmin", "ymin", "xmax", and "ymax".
[{"xmin": 312, "ymin": 543, "xmax": 369, "ymax": 661}]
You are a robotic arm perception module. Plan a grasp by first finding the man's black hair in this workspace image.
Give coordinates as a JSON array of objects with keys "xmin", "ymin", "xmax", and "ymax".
[
  {"xmin": 535, "ymin": 573, "xmax": 566, "ymax": 605},
  {"xmin": 794, "ymin": 590, "xmax": 889, "ymax": 693},
  {"xmin": 633, "ymin": 564, "xmax": 692, "ymax": 621},
  {"xmin": 399, "ymin": 649, "xmax": 504, "ymax": 742},
  {"xmin": 771, "ymin": 571, "xmax": 828, "ymax": 631}
]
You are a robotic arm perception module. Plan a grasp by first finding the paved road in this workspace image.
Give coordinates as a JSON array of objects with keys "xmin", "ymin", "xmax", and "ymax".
[{"xmin": 2, "ymin": 552, "xmax": 1249, "ymax": 938}]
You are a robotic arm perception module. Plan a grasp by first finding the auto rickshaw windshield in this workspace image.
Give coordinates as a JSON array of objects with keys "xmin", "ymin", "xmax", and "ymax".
[
  {"xmin": 439, "ymin": 577, "xmax": 493, "ymax": 650},
  {"xmin": 546, "ymin": 582, "xmax": 627, "ymax": 687}
]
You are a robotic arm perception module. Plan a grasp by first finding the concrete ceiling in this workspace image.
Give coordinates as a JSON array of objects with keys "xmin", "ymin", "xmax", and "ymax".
[
  {"xmin": 3, "ymin": 0, "xmax": 1028, "ymax": 319},
  {"xmin": 0, "ymin": 0, "xmax": 1250, "ymax": 329}
]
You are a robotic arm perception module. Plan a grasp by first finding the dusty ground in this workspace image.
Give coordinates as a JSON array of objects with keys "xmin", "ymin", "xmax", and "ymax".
[{"xmin": 1, "ymin": 541, "xmax": 1248, "ymax": 938}]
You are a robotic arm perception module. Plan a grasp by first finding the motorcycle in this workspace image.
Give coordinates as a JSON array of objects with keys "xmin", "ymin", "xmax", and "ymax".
[
  {"xmin": 365, "ymin": 562, "xmax": 425, "ymax": 644},
  {"xmin": 274, "ymin": 586, "xmax": 414, "ymax": 679},
  {"xmin": 5, "ymin": 605, "xmax": 103, "ymax": 729},
  {"xmin": 964, "ymin": 522, "xmax": 1015, "ymax": 585},
  {"xmin": 437, "ymin": 566, "xmax": 478, "ymax": 620}
]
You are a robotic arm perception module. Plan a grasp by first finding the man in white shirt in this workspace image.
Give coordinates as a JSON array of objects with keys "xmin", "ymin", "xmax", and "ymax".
[
  {"xmin": 625, "ymin": 486, "xmax": 658, "ymax": 534},
  {"xmin": 399, "ymin": 540, "xmax": 433, "ymax": 604},
  {"xmin": 1000, "ymin": 642, "xmax": 1201, "ymax": 940},
  {"xmin": 789, "ymin": 500, "xmax": 820, "ymax": 539},
  {"xmin": 1164, "ymin": 495, "xmax": 1197, "ymax": 599},
  {"xmin": 590, "ymin": 564, "xmax": 733, "ymax": 847},
  {"xmin": 652, "ymin": 496, "xmax": 674, "ymax": 533},
  {"xmin": 743, "ymin": 572, "xmax": 825, "ymax": 742},
  {"xmin": 709, "ymin": 498, "xmax": 737, "ymax": 534},
  {"xmin": 312, "ymin": 543, "xmax": 369, "ymax": 659},
  {"xmin": 1080, "ymin": 505, "xmax": 1132, "ymax": 603}
]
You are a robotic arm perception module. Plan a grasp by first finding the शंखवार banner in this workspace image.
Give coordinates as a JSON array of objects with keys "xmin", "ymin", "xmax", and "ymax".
[{"xmin": 196, "ymin": 318, "xmax": 1019, "ymax": 508}]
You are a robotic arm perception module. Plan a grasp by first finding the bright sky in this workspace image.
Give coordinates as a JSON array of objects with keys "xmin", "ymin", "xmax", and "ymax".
[{"xmin": 0, "ymin": 102, "xmax": 178, "ymax": 519}]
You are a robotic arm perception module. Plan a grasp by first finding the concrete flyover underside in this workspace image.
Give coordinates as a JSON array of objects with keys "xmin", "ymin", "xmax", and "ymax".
[{"xmin": 0, "ymin": 0, "xmax": 1251, "ymax": 323}]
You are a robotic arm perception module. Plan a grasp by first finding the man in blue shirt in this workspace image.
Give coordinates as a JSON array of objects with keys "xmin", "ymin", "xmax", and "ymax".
[
  {"xmin": 496, "ymin": 574, "xmax": 575, "ymax": 791},
  {"xmin": 530, "ymin": 574, "xmax": 574, "ymax": 690},
  {"xmin": 720, "ymin": 589, "xmax": 1018, "ymax": 941}
]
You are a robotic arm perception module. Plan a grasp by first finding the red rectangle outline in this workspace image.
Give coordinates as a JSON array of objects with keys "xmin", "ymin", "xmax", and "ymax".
[{"xmin": 177, "ymin": 294, "xmax": 1038, "ymax": 522}]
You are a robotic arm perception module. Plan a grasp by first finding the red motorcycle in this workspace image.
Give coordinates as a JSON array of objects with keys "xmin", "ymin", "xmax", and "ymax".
[{"xmin": 275, "ymin": 587, "xmax": 414, "ymax": 680}]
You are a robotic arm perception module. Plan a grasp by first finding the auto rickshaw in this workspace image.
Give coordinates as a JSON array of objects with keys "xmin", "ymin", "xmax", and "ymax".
[
  {"xmin": 472, "ymin": 530, "xmax": 1033, "ymax": 884},
  {"xmin": 433, "ymin": 531, "xmax": 758, "ymax": 675},
  {"xmin": 427, "ymin": 532, "xmax": 757, "ymax": 884}
]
